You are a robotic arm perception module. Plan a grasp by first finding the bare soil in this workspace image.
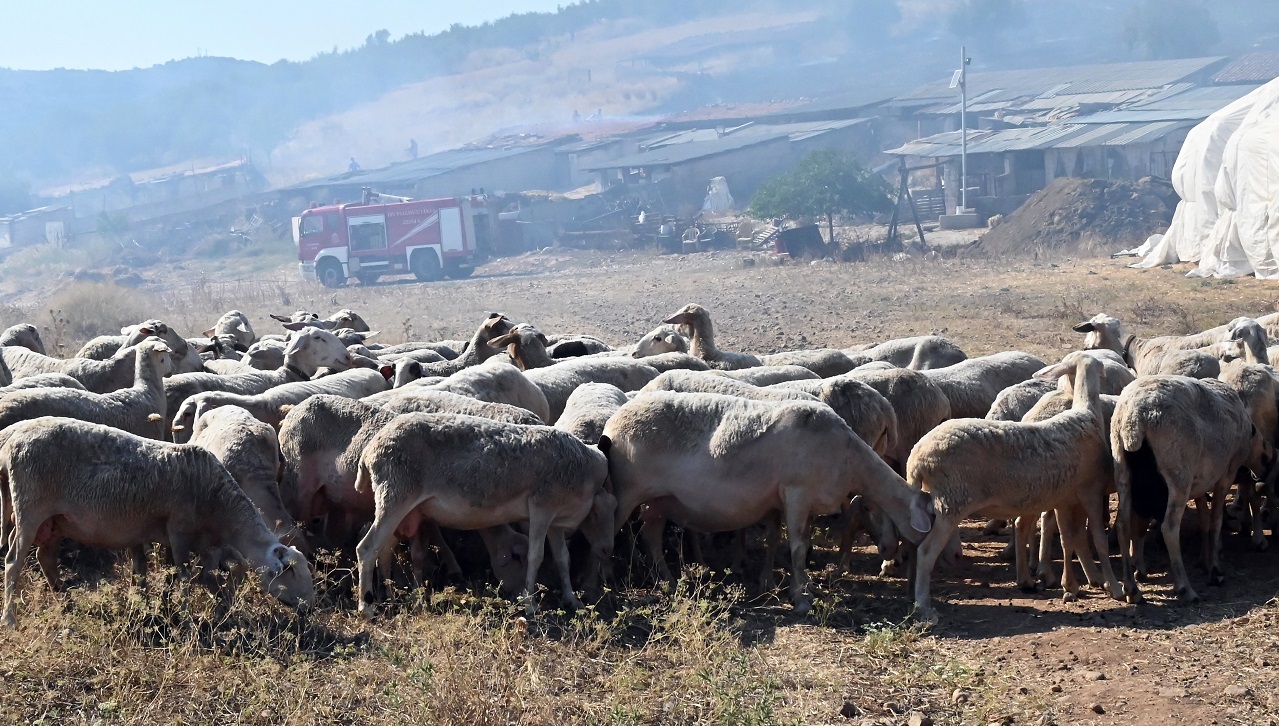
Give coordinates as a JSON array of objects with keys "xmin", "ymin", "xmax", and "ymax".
[{"xmin": 3, "ymin": 247, "xmax": 1279, "ymax": 724}]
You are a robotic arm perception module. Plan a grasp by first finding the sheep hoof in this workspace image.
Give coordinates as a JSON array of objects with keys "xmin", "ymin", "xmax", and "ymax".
[
  {"xmin": 1254, "ymin": 537, "xmax": 1270, "ymax": 553},
  {"xmin": 1122, "ymin": 584, "xmax": 1143, "ymax": 604},
  {"xmin": 879, "ymin": 561, "xmax": 898, "ymax": 577},
  {"xmin": 1209, "ymin": 568, "xmax": 1226, "ymax": 587},
  {"xmin": 1174, "ymin": 586, "xmax": 1200, "ymax": 603},
  {"xmin": 910, "ymin": 606, "xmax": 939, "ymax": 626},
  {"xmin": 1018, "ymin": 582, "xmax": 1038, "ymax": 594},
  {"xmin": 1062, "ymin": 590, "xmax": 1078, "ymax": 603}
]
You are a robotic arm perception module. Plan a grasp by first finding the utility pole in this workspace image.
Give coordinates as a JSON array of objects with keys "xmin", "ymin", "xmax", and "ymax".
[{"xmin": 959, "ymin": 46, "xmax": 970, "ymax": 213}]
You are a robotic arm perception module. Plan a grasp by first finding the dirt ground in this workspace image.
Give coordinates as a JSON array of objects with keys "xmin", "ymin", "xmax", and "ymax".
[{"xmin": 4, "ymin": 247, "xmax": 1279, "ymax": 724}]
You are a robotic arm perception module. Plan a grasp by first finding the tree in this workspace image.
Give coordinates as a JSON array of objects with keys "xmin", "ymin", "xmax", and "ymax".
[
  {"xmin": 749, "ymin": 149, "xmax": 893, "ymax": 249},
  {"xmin": 1123, "ymin": 0, "xmax": 1219, "ymax": 59}
]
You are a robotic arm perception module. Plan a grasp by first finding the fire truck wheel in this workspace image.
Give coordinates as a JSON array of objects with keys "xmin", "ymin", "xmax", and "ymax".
[
  {"xmin": 316, "ymin": 259, "xmax": 346, "ymax": 288},
  {"xmin": 411, "ymin": 250, "xmax": 443, "ymax": 282},
  {"xmin": 445, "ymin": 263, "xmax": 474, "ymax": 279}
]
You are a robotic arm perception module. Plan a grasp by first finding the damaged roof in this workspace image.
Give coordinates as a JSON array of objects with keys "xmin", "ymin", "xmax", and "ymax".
[
  {"xmin": 886, "ymin": 120, "xmax": 1195, "ymax": 158},
  {"xmin": 581, "ymin": 119, "xmax": 872, "ymax": 170}
]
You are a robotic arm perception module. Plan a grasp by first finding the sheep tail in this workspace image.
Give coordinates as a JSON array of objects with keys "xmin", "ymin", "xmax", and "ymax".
[{"xmin": 354, "ymin": 459, "xmax": 372, "ymax": 494}]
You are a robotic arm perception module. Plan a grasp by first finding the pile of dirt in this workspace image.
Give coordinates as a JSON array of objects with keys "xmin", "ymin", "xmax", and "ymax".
[{"xmin": 979, "ymin": 177, "xmax": 1177, "ymax": 255}]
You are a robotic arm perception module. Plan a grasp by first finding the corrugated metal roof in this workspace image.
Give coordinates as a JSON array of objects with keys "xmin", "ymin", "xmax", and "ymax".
[
  {"xmin": 894, "ymin": 57, "xmax": 1228, "ymax": 107},
  {"xmin": 284, "ymin": 144, "xmax": 557, "ymax": 191},
  {"xmin": 1071, "ymin": 83, "xmax": 1261, "ymax": 123},
  {"xmin": 1214, "ymin": 52, "xmax": 1279, "ymax": 83},
  {"xmin": 886, "ymin": 120, "xmax": 1193, "ymax": 157},
  {"xmin": 581, "ymin": 119, "xmax": 871, "ymax": 170}
]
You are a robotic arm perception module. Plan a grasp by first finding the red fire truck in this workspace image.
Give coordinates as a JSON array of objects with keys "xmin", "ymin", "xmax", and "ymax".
[{"xmin": 293, "ymin": 190, "xmax": 488, "ymax": 287}]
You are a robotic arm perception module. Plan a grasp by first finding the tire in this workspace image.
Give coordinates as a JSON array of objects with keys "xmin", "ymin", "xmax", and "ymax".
[
  {"xmin": 357, "ymin": 273, "xmax": 380, "ymax": 286},
  {"xmin": 445, "ymin": 262, "xmax": 474, "ymax": 279},
  {"xmin": 316, "ymin": 258, "xmax": 346, "ymax": 288},
  {"xmin": 411, "ymin": 249, "xmax": 443, "ymax": 282}
]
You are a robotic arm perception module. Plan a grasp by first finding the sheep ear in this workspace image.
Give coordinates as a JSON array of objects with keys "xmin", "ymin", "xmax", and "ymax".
[
  {"xmin": 138, "ymin": 326, "xmax": 155, "ymax": 336},
  {"xmin": 202, "ymin": 327, "xmax": 216, "ymax": 337},
  {"xmin": 362, "ymin": 330, "xmax": 379, "ymax": 340},
  {"xmin": 489, "ymin": 331, "xmax": 518, "ymax": 348},
  {"xmin": 910, "ymin": 494, "xmax": 934, "ymax": 533},
  {"xmin": 1034, "ymin": 361, "xmax": 1074, "ymax": 380},
  {"xmin": 270, "ymin": 314, "xmax": 292, "ymax": 324},
  {"xmin": 281, "ymin": 321, "xmax": 312, "ymax": 331},
  {"xmin": 379, "ymin": 365, "xmax": 394, "ymax": 379},
  {"xmin": 1072, "ymin": 322, "xmax": 1095, "ymax": 333},
  {"xmin": 597, "ymin": 435, "xmax": 612, "ymax": 457},
  {"xmin": 196, "ymin": 342, "xmax": 216, "ymax": 354},
  {"xmin": 662, "ymin": 313, "xmax": 689, "ymax": 325},
  {"xmin": 536, "ymin": 332, "xmax": 549, "ymax": 346}
]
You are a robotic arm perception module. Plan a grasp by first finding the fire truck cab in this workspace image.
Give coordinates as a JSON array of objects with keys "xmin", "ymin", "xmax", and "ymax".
[{"xmin": 293, "ymin": 190, "xmax": 487, "ymax": 287}]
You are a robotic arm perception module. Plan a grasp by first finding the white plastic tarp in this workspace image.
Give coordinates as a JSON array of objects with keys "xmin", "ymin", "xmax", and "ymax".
[
  {"xmin": 1130, "ymin": 77, "xmax": 1279, "ymax": 278},
  {"xmin": 702, "ymin": 176, "xmax": 735, "ymax": 214}
]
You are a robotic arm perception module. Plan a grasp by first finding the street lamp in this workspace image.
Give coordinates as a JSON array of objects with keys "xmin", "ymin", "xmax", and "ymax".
[{"xmin": 950, "ymin": 47, "xmax": 972, "ymax": 213}]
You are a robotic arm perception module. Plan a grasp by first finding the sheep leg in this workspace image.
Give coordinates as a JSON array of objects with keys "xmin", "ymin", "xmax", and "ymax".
[
  {"xmin": 758, "ymin": 516, "xmax": 779, "ymax": 595},
  {"xmin": 3, "ymin": 517, "xmax": 36, "ymax": 627},
  {"xmin": 354, "ymin": 497, "xmax": 422, "ymax": 620},
  {"xmin": 130, "ymin": 545, "xmax": 148, "ymax": 587},
  {"xmin": 1206, "ymin": 478, "xmax": 1230, "ymax": 587},
  {"xmin": 1194, "ymin": 495, "xmax": 1213, "ymax": 568},
  {"xmin": 425, "ymin": 523, "xmax": 463, "ymax": 578},
  {"xmin": 522, "ymin": 509, "xmax": 552, "ymax": 616},
  {"xmin": 1160, "ymin": 490, "xmax": 1198, "ymax": 602},
  {"xmin": 911, "ymin": 517, "xmax": 958, "ymax": 624},
  {"xmin": 1034, "ymin": 511, "xmax": 1060, "ymax": 589},
  {"xmin": 1056, "ymin": 505, "xmax": 1101, "ymax": 603},
  {"xmin": 835, "ymin": 496, "xmax": 865, "ymax": 575},
  {"xmin": 1082, "ymin": 495, "xmax": 1124, "ymax": 601},
  {"xmin": 638, "ymin": 509, "xmax": 674, "ymax": 586},
  {"xmin": 547, "ymin": 527, "xmax": 582, "ymax": 610},
  {"xmin": 408, "ymin": 535, "xmax": 428, "ymax": 589},
  {"xmin": 1247, "ymin": 480, "xmax": 1269, "ymax": 551},
  {"xmin": 34, "ymin": 542, "xmax": 61, "ymax": 592},
  {"xmin": 782, "ymin": 499, "xmax": 813, "ymax": 615},
  {"xmin": 1114, "ymin": 458, "xmax": 1143, "ymax": 604},
  {"xmin": 1013, "ymin": 515, "xmax": 1038, "ymax": 592}
]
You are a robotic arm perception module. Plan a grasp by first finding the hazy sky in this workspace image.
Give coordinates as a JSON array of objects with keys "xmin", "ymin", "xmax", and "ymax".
[{"xmin": 0, "ymin": 1, "xmax": 568, "ymax": 71}]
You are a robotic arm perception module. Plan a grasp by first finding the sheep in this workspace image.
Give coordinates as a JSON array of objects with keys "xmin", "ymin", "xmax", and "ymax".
[
  {"xmin": 919, "ymin": 351, "xmax": 1048, "ymax": 419},
  {"xmin": 0, "ymin": 338, "xmax": 173, "ymax": 440},
  {"xmin": 275, "ymin": 396, "xmax": 532, "ymax": 589},
  {"xmin": 846, "ymin": 367, "xmax": 952, "ymax": 474},
  {"xmin": 490, "ymin": 324, "xmax": 659, "ymax": 422},
  {"xmin": 400, "ymin": 358, "xmax": 551, "ymax": 422},
  {"xmin": 770, "ymin": 377, "xmax": 897, "ymax": 459},
  {"xmin": 202, "ymin": 310, "xmax": 255, "ymax": 348},
  {"xmin": 164, "ymin": 327, "xmax": 356, "ymax": 441},
  {"xmin": 631, "ymin": 324, "xmax": 689, "ymax": 358},
  {"xmin": 757, "ymin": 349, "xmax": 858, "ymax": 378},
  {"xmin": 0, "ymin": 374, "xmax": 85, "ymax": 395},
  {"xmin": 269, "ymin": 310, "xmax": 320, "ymax": 326},
  {"xmin": 1111, "ymin": 375, "xmax": 1271, "ymax": 604},
  {"xmin": 661, "ymin": 304, "xmax": 762, "ymax": 370},
  {"xmin": 196, "ymin": 333, "xmax": 249, "ymax": 362},
  {"xmin": 546, "ymin": 334, "xmax": 614, "ymax": 358},
  {"xmin": 75, "ymin": 319, "xmax": 201, "ymax": 373},
  {"xmin": 1075, "ymin": 314, "xmax": 1268, "ymax": 375},
  {"xmin": 600, "ymin": 391, "xmax": 927, "ymax": 614},
  {"xmin": 844, "ymin": 335, "xmax": 968, "ymax": 370},
  {"xmin": 1218, "ymin": 360, "xmax": 1279, "ymax": 550},
  {"xmin": 4, "ymin": 341, "xmax": 149, "ymax": 394},
  {"xmin": 641, "ymin": 369, "xmax": 817, "ymax": 403},
  {"xmin": 353, "ymin": 412, "xmax": 616, "ymax": 616},
  {"xmin": 554, "ymin": 383, "xmax": 628, "ymax": 445},
  {"xmin": 188, "ymin": 406, "xmax": 306, "ymax": 552},
  {"xmin": 0, "ymin": 416, "xmax": 312, "ymax": 626},
  {"xmin": 637, "ymin": 352, "xmax": 711, "ymax": 373},
  {"xmin": 203, "ymin": 358, "xmax": 254, "ymax": 375},
  {"xmin": 379, "ymin": 389, "xmax": 543, "ymax": 425},
  {"xmin": 986, "ymin": 379, "xmax": 1058, "ymax": 422},
  {"xmin": 174, "ymin": 368, "xmax": 388, "ymax": 434},
  {"xmin": 708, "ymin": 365, "xmax": 818, "ymax": 386},
  {"xmin": 369, "ymin": 341, "xmax": 461, "ymax": 359},
  {"xmin": 0, "ymin": 324, "xmax": 45, "ymax": 355},
  {"xmin": 906, "ymin": 352, "xmax": 1123, "ymax": 623},
  {"xmin": 241, "ymin": 339, "xmax": 286, "ymax": 370},
  {"xmin": 404, "ymin": 313, "xmax": 515, "ymax": 379}
]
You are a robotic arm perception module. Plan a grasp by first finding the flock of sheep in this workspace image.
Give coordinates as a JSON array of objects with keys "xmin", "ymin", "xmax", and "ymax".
[{"xmin": 0, "ymin": 300, "xmax": 1276, "ymax": 627}]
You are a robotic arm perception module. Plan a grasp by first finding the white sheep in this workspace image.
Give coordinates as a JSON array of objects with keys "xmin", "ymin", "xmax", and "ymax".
[
  {"xmin": 554, "ymin": 382, "xmax": 629, "ymax": 445},
  {"xmin": 0, "ymin": 338, "xmax": 173, "ymax": 440},
  {"xmin": 708, "ymin": 365, "xmax": 818, "ymax": 385},
  {"xmin": 75, "ymin": 319, "xmax": 202, "ymax": 373},
  {"xmin": 1110, "ymin": 375, "xmax": 1271, "ymax": 604},
  {"xmin": 600, "ymin": 391, "xmax": 927, "ymax": 614},
  {"xmin": 0, "ymin": 416, "xmax": 312, "ymax": 626},
  {"xmin": 188, "ymin": 406, "xmax": 306, "ymax": 552},
  {"xmin": 906, "ymin": 352, "xmax": 1123, "ymax": 623},
  {"xmin": 0, "ymin": 324, "xmax": 45, "ymax": 355},
  {"xmin": 173, "ymin": 368, "xmax": 388, "ymax": 434},
  {"xmin": 202, "ymin": 310, "xmax": 256, "ymax": 348},
  {"xmin": 3, "ymin": 341, "xmax": 146, "ymax": 394},
  {"xmin": 844, "ymin": 335, "xmax": 968, "ymax": 370},
  {"xmin": 919, "ymin": 351, "xmax": 1047, "ymax": 419},
  {"xmin": 661, "ymin": 304, "xmax": 762, "ymax": 370},
  {"xmin": 354, "ymin": 412, "xmax": 616, "ymax": 616},
  {"xmin": 846, "ymin": 367, "xmax": 952, "ymax": 474}
]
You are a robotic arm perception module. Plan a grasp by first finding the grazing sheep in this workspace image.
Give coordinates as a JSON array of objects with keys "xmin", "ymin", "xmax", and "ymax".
[
  {"xmin": 846, "ymin": 367, "xmax": 952, "ymax": 473},
  {"xmin": 203, "ymin": 358, "xmax": 253, "ymax": 375},
  {"xmin": 637, "ymin": 352, "xmax": 711, "ymax": 373},
  {"xmin": 275, "ymin": 395, "xmax": 531, "ymax": 586},
  {"xmin": 0, "ymin": 325, "xmax": 45, "ymax": 355},
  {"xmin": 196, "ymin": 334, "xmax": 249, "ymax": 362},
  {"xmin": 906, "ymin": 352, "xmax": 1123, "ymax": 623},
  {"xmin": 0, "ymin": 417, "xmax": 313, "ymax": 626},
  {"xmin": 642, "ymin": 369, "xmax": 817, "ymax": 402},
  {"xmin": 601, "ymin": 391, "xmax": 927, "ymax": 613},
  {"xmin": 1111, "ymin": 375, "xmax": 1271, "ymax": 604},
  {"xmin": 402, "ymin": 358, "xmax": 551, "ymax": 423},
  {"xmin": 370, "ymin": 341, "xmax": 461, "ymax": 359},
  {"xmin": 630, "ymin": 324, "xmax": 689, "ymax": 358},
  {"xmin": 920, "ymin": 351, "xmax": 1048, "ymax": 419},
  {"xmin": 553, "ymin": 383, "xmax": 629, "ymax": 444},
  {"xmin": 354, "ymin": 412, "xmax": 616, "ymax": 616},
  {"xmin": 523, "ymin": 358, "xmax": 659, "ymax": 423},
  {"xmin": 771, "ymin": 377, "xmax": 897, "ymax": 459},
  {"xmin": 1218, "ymin": 360, "xmax": 1279, "ymax": 550},
  {"xmin": 1075, "ymin": 314, "xmax": 1268, "ymax": 375},
  {"xmin": 759, "ymin": 349, "xmax": 858, "ymax": 378},
  {"xmin": 708, "ymin": 365, "xmax": 818, "ymax": 386},
  {"xmin": 202, "ymin": 310, "xmax": 256, "ymax": 348},
  {"xmin": 189, "ymin": 406, "xmax": 306, "ymax": 552},
  {"xmin": 174, "ymin": 368, "xmax": 389, "ymax": 433},
  {"xmin": 546, "ymin": 334, "xmax": 615, "ymax": 358},
  {"xmin": 845, "ymin": 335, "xmax": 968, "ymax": 370},
  {"xmin": 164, "ymin": 327, "xmax": 356, "ymax": 441},
  {"xmin": 1155, "ymin": 349, "xmax": 1225, "ymax": 379},
  {"xmin": 4, "ymin": 341, "xmax": 148, "ymax": 394},
  {"xmin": 379, "ymin": 389, "xmax": 543, "ymax": 425},
  {"xmin": 0, "ymin": 338, "xmax": 174, "ymax": 440},
  {"xmin": 662, "ymin": 304, "xmax": 762, "ymax": 370},
  {"xmin": 0, "ymin": 374, "xmax": 85, "ymax": 395},
  {"xmin": 986, "ymin": 379, "xmax": 1059, "ymax": 421}
]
